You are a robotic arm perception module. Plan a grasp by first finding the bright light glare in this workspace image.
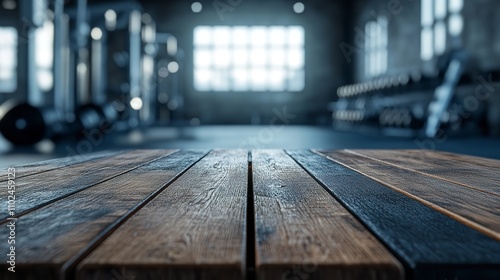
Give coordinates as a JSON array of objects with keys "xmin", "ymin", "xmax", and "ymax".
[
  {"xmin": 421, "ymin": 0, "xmax": 433, "ymax": 26},
  {"xmin": 167, "ymin": 36, "xmax": 178, "ymax": 56},
  {"xmin": 232, "ymin": 49, "xmax": 249, "ymax": 66},
  {"xmin": 250, "ymin": 27, "xmax": 268, "ymax": 46},
  {"xmin": 293, "ymin": 2, "xmax": 305, "ymax": 14},
  {"xmin": 449, "ymin": 0, "xmax": 463, "ymax": 13},
  {"xmin": 269, "ymin": 49, "xmax": 285, "ymax": 67},
  {"xmin": 251, "ymin": 48, "xmax": 268, "ymax": 67},
  {"xmin": 214, "ymin": 49, "xmax": 231, "ymax": 68},
  {"xmin": 35, "ymin": 21, "xmax": 54, "ymax": 91},
  {"xmin": 0, "ymin": 28, "xmax": 16, "ymax": 69},
  {"xmin": 434, "ymin": 0, "xmax": 447, "ymax": 19},
  {"xmin": 448, "ymin": 14, "xmax": 463, "ymax": 36},
  {"xmin": 130, "ymin": 97, "xmax": 143, "ymax": 110},
  {"xmin": 288, "ymin": 48, "xmax": 304, "ymax": 69},
  {"xmin": 214, "ymin": 27, "xmax": 230, "ymax": 46},
  {"xmin": 191, "ymin": 2, "xmax": 202, "ymax": 13},
  {"xmin": 232, "ymin": 69, "xmax": 249, "ymax": 91},
  {"xmin": 194, "ymin": 69, "xmax": 211, "ymax": 91},
  {"xmin": 77, "ymin": 62, "xmax": 87, "ymax": 74},
  {"xmin": 167, "ymin": 61, "xmax": 179, "ymax": 73},
  {"xmin": 421, "ymin": 27, "xmax": 433, "ymax": 60},
  {"xmin": 193, "ymin": 26, "xmax": 305, "ymax": 92},
  {"xmin": 251, "ymin": 68, "xmax": 267, "ymax": 91},
  {"xmin": 269, "ymin": 69, "xmax": 286, "ymax": 91},
  {"xmin": 37, "ymin": 70, "xmax": 53, "ymax": 92},
  {"xmin": 194, "ymin": 49, "xmax": 211, "ymax": 67},
  {"xmin": 288, "ymin": 26, "xmax": 304, "ymax": 46},
  {"xmin": 269, "ymin": 27, "xmax": 286, "ymax": 46},
  {"xmin": 194, "ymin": 26, "xmax": 212, "ymax": 46},
  {"xmin": 91, "ymin": 27, "xmax": 102, "ymax": 40},
  {"xmin": 35, "ymin": 21, "xmax": 54, "ymax": 68},
  {"xmin": 434, "ymin": 21, "xmax": 446, "ymax": 55},
  {"xmin": 105, "ymin": 9, "xmax": 117, "ymax": 30},
  {"xmin": 232, "ymin": 26, "xmax": 249, "ymax": 46}
]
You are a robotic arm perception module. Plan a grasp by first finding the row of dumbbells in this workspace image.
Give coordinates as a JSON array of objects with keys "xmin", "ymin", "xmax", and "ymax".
[
  {"xmin": 336, "ymin": 72, "xmax": 442, "ymax": 99},
  {"xmin": 378, "ymin": 108, "xmax": 414, "ymax": 128},
  {"xmin": 334, "ymin": 107, "xmax": 426, "ymax": 129}
]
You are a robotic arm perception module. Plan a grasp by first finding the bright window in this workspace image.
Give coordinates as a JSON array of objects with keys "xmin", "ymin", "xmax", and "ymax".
[
  {"xmin": 35, "ymin": 20, "xmax": 54, "ymax": 92},
  {"xmin": 421, "ymin": 0, "xmax": 463, "ymax": 61},
  {"xmin": 193, "ymin": 26, "xmax": 305, "ymax": 92},
  {"xmin": 365, "ymin": 16, "xmax": 388, "ymax": 78},
  {"xmin": 0, "ymin": 27, "xmax": 17, "ymax": 93}
]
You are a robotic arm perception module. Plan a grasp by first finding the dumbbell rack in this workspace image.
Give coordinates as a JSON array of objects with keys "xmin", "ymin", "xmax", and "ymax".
[{"xmin": 330, "ymin": 69, "xmax": 492, "ymax": 138}]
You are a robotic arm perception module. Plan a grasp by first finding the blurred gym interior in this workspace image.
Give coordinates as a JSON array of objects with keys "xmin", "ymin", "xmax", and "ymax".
[{"xmin": 0, "ymin": 0, "xmax": 499, "ymax": 167}]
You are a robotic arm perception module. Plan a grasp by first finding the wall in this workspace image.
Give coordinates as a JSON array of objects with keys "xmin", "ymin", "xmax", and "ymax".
[
  {"xmin": 142, "ymin": 0, "xmax": 349, "ymax": 124},
  {"xmin": 349, "ymin": 0, "xmax": 500, "ymax": 82},
  {"xmin": 463, "ymin": 0, "xmax": 500, "ymax": 72},
  {"xmin": 349, "ymin": 0, "xmax": 422, "ymax": 82}
]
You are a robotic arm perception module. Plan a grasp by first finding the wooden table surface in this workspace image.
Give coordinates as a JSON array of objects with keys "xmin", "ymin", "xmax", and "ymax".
[{"xmin": 1, "ymin": 149, "xmax": 499, "ymax": 280}]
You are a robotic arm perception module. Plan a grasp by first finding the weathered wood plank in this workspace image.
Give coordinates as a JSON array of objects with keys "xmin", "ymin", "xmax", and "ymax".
[
  {"xmin": 253, "ymin": 150, "xmax": 403, "ymax": 280},
  {"xmin": 2, "ymin": 150, "xmax": 122, "ymax": 180},
  {"xmin": 432, "ymin": 150, "xmax": 500, "ymax": 169},
  {"xmin": 77, "ymin": 150, "xmax": 248, "ymax": 280},
  {"xmin": 0, "ymin": 150, "xmax": 208, "ymax": 280},
  {"xmin": 319, "ymin": 150, "xmax": 500, "ymax": 241},
  {"xmin": 0, "ymin": 150, "xmax": 172, "ymax": 221},
  {"xmin": 287, "ymin": 150, "xmax": 500, "ymax": 280},
  {"xmin": 349, "ymin": 149, "xmax": 500, "ymax": 196}
]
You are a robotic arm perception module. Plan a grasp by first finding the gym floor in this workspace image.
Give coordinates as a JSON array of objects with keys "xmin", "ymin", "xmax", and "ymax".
[{"xmin": 1, "ymin": 125, "xmax": 499, "ymax": 168}]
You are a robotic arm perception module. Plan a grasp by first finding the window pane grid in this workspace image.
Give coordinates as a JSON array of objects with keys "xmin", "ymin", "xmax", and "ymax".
[
  {"xmin": 194, "ymin": 26, "xmax": 305, "ymax": 92},
  {"xmin": 364, "ymin": 17, "xmax": 388, "ymax": 78},
  {"xmin": 420, "ymin": 0, "xmax": 463, "ymax": 61}
]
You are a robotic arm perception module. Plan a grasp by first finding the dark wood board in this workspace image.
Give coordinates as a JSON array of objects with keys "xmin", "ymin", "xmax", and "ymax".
[
  {"xmin": 287, "ymin": 150, "xmax": 500, "ymax": 280},
  {"xmin": 319, "ymin": 150, "xmax": 500, "ymax": 241}
]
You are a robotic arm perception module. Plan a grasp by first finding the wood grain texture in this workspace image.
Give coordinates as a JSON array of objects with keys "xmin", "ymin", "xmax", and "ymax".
[
  {"xmin": 287, "ymin": 150, "xmax": 500, "ymax": 280},
  {"xmin": 318, "ymin": 150, "xmax": 500, "ymax": 241},
  {"xmin": 349, "ymin": 149, "xmax": 500, "ymax": 196},
  {"xmin": 0, "ymin": 150, "xmax": 208, "ymax": 280},
  {"xmin": 252, "ymin": 150, "xmax": 403, "ymax": 280},
  {"xmin": 2, "ymin": 150, "xmax": 123, "ymax": 180},
  {"xmin": 431, "ymin": 150, "xmax": 500, "ymax": 169},
  {"xmin": 0, "ymin": 150, "xmax": 171, "ymax": 222},
  {"xmin": 77, "ymin": 150, "xmax": 248, "ymax": 280}
]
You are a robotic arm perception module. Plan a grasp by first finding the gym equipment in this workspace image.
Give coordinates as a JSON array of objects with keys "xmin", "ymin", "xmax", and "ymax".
[
  {"xmin": 74, "ymin": 103, "xmax": 118, "ymax": 137},
  {"xmin": 0, "ymin": 99, "xmax": 65, "ymax": 145},
  {"xmin": 0, "ymin": 99, "xmax": 118, "ymax": 145}
]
